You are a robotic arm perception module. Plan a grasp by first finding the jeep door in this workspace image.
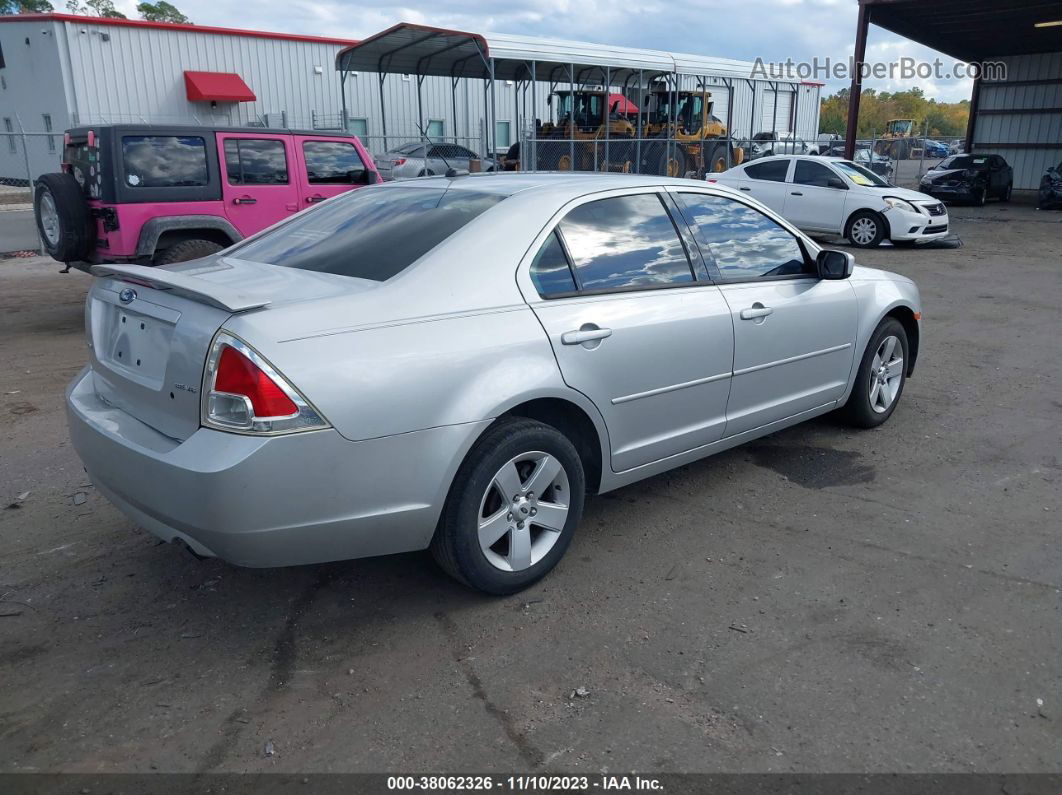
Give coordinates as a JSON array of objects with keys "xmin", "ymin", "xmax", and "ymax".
[
  {"xmin": 293, "ymin": 137, "xmax": 373, "ymax": 206},
  {"xmin": 216, "ymin": 133, "xmax": 300, "ymax": 237}
]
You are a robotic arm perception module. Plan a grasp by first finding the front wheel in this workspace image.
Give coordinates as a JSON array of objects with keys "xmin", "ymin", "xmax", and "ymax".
[
  {"xmin": 973, "ymin": 186, "xmax": 987, "ymax": 206},
  {"xmin": 431, "ymin": 418, "xmax": 585, "ymax": 595},
  {"xmin": 839, "ymin": 318, "xmax": 909, "ymax": 428},
  {"xmin": 846, "ymin": 210, "xmax": 886, "ymax": 248}
]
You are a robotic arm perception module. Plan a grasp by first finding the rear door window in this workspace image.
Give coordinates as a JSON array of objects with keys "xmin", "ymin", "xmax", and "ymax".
[
  {"xmin": 793, "ymin": 160, "xmax": 838, "ymax": 188},
  {"xmin": 223, "ymin": 138, "xmax": 288, "ymax": 184},
  {"xmin": 231, "ymin": 186, "xmax": 504, "ymax": 281},
  {"xmin": 302, "ymin": 141, "xmax": 366, "ymax": 184},
  {"xmin": 529, "ymin": 231, "xmax": 577, "ymax": 297},
  {"xmin": 744, "ymin": 160, "xmax": 790, "ymax": 182},
  {"xmin": 558, "ymin": 193, "xmax": 694, "ymax": 291},
  {"xmin": 122, "ymin": 135, "xmax": 208, "ymax": 187}
]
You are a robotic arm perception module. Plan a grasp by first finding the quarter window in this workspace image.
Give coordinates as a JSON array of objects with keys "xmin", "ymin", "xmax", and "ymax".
[
  {"xmin": 793, "ymin": 159, "xmax": 838, "ymax": 188},
  {"xmin": 676, "ymin": 193, "xmax": 811, "ymax": 281},
  {"xmin": 529, "ymin": 231, "xmax": 577, "ymax": 296},
  {"xmin": 744, "ymin": 160, "xmax": 790, "ymax": 182},
  {"xmin": 223, "ymin": 138, "xmax": 289, "ymax": 185},
  {"xmin": 302, "ymin": 141, "xmax": 366, "ymax": 184},
  {"xmin": 121, "ymin": 135, "xmax": 208, "ymax": 188},
  {"xmin": 558, "ymin": 193, "xmax": 694, "ymax": 291}
]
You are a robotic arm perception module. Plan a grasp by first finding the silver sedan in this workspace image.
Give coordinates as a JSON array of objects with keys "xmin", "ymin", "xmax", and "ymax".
[
  {"xmin": 376, "ymin": 141, "xmax": 499, "ymax": 180},
  {"xmin": 69, "ymin": 174, "xmax": 922, "ymax": 594}
]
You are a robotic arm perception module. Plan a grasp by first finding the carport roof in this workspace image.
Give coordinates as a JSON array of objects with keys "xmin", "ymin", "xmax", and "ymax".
[
  {"xmin": 335, "ymin": 22, "xmax": 797, "ymax": 84},
  {"xmin": 862, "ymin": 0, "xmax": 1062, "ymax": 61}
]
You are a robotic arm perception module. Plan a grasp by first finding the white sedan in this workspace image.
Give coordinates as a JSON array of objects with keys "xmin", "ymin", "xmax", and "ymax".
[{"xmin": 708, "ymin": 155, "xmax": 949, "ymax": 248}]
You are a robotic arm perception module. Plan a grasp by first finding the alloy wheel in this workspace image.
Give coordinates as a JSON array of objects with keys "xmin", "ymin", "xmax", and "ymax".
[
  {"xmin": 869, "ymin": 335, "xmax": 904, "ymax": 413},
  {"xmin": 39, "ymin": 192, "xmax": 60, "ymax": 246},
  {"xmin": 477, "ymin": 451, "xmax": 570, "ymax": 572}
]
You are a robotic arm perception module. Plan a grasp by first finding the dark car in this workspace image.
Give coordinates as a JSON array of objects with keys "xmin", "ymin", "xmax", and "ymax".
[
  {"xmin": 919, "ymin": 153, "xmax": 1013, "ymax": 205},
  {"xmin": 1038, "ymin": 162, "xmax": 1062, "ymax": 210}
]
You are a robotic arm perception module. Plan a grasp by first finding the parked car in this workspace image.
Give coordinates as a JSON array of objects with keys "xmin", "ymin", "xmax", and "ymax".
[
  {"xmin": 709, "ymin": 155, "xmax": 949, "ymax": 248},
  {"xmin": 923, "ymin": 139, "xmax": 950, "ymax": 158},
  {"xmin": 918, "ymin": 153, "xmax": 1013, "ymax": 205},
  {"xmin": 806, "ymin": 133, "xmax": 841, "ymax": 156},
  {"xmin": 948, "ymin": 139, "xmax": 966, "ymax": 155},
  {"xmin": 1039, "ymin": 162, "xmax": 1062, "ymax": 210},
  {"xmin": 852, "ymin": 148, "xmax": 894, "ymax": 178},
  {"xmin": 376, "ymin": 141, "xmax": 499, "ymax": 180},
  {"xmin": 749, "ymin": 131, "xmax": 807, "ymax": 159},
  {"xmin": 68, "ymin": 173, "xmax": 921, "ymax": 594},
  {"xmin": 33, "ymin": 125, "xmax": 379, "ymax": 270}
]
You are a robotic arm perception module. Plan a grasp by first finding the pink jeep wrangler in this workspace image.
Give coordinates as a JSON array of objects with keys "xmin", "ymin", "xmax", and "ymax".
[{"xmin": 33, "ymin": 125, "xmax": 379, "ymax": 269}]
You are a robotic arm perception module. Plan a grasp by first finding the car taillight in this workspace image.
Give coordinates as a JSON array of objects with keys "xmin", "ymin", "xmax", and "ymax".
[
  {"xmin": 706, "ymin": 178, "xmax": 718, "ymax": 183},
  {"xmin": 393, "ymin": 158, "xmax": 406, "ymax": 166},
  {"xmin": 202, "ymin": 333, "xmax": 328, "ymax": 435}
]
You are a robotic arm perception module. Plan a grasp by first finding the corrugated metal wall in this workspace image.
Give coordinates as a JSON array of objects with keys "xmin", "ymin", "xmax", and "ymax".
[{"xmin": 973, "ymin": 52, "xmax": 1062, "ymax": 191}]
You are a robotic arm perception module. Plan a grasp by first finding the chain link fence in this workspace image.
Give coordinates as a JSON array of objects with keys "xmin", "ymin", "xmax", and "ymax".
[{"xmin": 1, "ymin": 130, "xmax": 61, "ymax": 255}]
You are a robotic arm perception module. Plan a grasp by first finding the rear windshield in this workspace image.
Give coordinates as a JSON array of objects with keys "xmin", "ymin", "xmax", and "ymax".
[{"xmin": 231, "ymin": 186, "xmax": 505, "ymax": 281}]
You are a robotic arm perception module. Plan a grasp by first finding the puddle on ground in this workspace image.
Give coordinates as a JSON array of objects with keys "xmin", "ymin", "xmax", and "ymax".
[{"xmin": 747, "ymin": 444, "xmax": 876, "ymax": 489}]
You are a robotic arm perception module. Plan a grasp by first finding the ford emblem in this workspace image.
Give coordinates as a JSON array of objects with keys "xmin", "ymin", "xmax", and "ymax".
[{"xmin": 119, "ymin": 288, "xmax": 137, "ymax": 304}]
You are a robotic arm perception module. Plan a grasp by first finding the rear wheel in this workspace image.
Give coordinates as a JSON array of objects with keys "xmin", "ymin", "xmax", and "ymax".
[
  {"xmin": 1000, "ymin": 183, "xmax": 1012, "ymax": 202},
  {"xmin": 846, "ymin": 210, "xmax": 886, "ymax": 248},
  {"xmin": 33, "ymin": 173, "xmax": 94, "ymax": 262},
  {"xmin": 431, "ymin": 418, "xmax": 585, "ymax": 595},
  {"xmin": 153, "ymin": 239, "xmax": 224, "ymax": 266},
  {"xmin": 656, "ymin": 146, "xmax": 689, "ymax": 178},
  {"xmin": 839, "ymin": 318, "xmax": 908, "ymax": 428}
]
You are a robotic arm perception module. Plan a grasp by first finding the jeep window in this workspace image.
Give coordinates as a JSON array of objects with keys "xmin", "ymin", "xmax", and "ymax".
[
  {"xmin": 303, "ymin": 141, "xmax": 367, "ymax": 184},
  {"xmin": 231, "ymin": 186, "xmax": 505, "ymax": 281},
  {"xmin": 223, "ymin": 138, "xmax": 289, "ymax": 185},
  {"xmin": 122, "ymin": 135, "xmax": 208, "ymax": 188}
]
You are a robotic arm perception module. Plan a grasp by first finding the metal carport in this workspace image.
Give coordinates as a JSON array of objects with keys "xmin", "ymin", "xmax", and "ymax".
[{"xmin": 846, "ymin": 0, "xmax": 1062, "ymax": 190}]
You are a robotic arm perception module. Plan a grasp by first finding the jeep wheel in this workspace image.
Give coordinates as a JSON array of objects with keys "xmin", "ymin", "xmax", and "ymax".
[
  {"xmin": 34, "ymin": 173, "xmax": 94, "ymax": 262},
  {"xmin": 153, "ymin": 239, "xmax": 224, "ymax": 266}
]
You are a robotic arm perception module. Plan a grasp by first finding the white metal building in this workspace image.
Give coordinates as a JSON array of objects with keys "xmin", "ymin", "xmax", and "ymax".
[{"xmin": 0, "ymin": 12, "xmax": 820, "ymax": 180}]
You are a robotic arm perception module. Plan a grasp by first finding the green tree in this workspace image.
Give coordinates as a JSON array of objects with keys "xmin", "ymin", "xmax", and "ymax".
[
  {"xmin": 819, "ymin": 87, "xmax": 969, "ymax": 140},
  {"xmin": 65, "ymin": 0, "xmax": 126, "ymax": 17},
  {"xmin": 1, "ymin": 0, "xmax": 55, "ymax": 12},
  {"xmin": 137, "ymin": 1, "xmax": 189, "ymax": 23}
]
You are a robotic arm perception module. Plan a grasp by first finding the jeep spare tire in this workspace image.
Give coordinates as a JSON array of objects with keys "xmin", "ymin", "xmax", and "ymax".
[{"xmin": 34, "ymin": 172, "xmax": 94, "ymax": 262}]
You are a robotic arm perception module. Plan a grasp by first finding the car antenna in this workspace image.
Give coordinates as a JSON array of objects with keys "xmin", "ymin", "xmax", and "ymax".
[{"xmin": 419, "ymin": 128, "xmax": 460, "ymax": 178}]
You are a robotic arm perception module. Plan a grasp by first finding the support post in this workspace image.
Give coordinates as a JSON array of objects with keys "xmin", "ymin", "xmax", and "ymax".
[
  {"xmin": 530, "ymin": 60, "xmax": 537, "ymax": 170},
  {"xmin": 965, "ymin": 75, "xmax": 981, "ymax": 153},
  {"xmin": 488, "ymin": 58, "xmax": 497, "ymax": 161},
  {"xmin": 845, "ymin": 0, "xmax": 870, "ymax": 160},
  {"xmin": 378, "ymin": 73, "xmax": 389, "ymax": 152}
]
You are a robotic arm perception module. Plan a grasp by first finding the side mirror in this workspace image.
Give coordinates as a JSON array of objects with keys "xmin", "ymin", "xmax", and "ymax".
[
  {"xmin": 817, "ymin": 249, "xmax": 853, "ymax": 280},
  {"xmin": 827, "ymin": 176, "xmax": 848, "ymax": 190}
]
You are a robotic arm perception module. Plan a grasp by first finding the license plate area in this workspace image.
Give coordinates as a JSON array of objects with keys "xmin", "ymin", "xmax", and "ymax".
[{"xmin": 91, "ymin": 293, "xmax": 180, "ymax": 389}]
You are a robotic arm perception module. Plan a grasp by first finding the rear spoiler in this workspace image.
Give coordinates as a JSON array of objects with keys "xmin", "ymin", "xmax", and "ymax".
[{"xmin": 90, "ymin": 264, "xmax": 270, "ymax": 313}]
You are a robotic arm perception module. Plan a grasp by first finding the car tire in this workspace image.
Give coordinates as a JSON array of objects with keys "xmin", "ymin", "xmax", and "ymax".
[
  {"xmin": 839, "ymin": 317, "xmax": 909, "ymax": 429},
  {"xmin": 153, "ymin": 239, "xmax": 224, "ymax": 266},
  {"xmin": 1000, "ymin": 183, "xmax": 1012, "ymax": 202},
  {"xmin": 430, "ymin": 417, "xmax": 586, "ymax": 595},
  {"xmin": 33, "ymin": 172, "xmax": 94, "ymax": 262},
  {"xmin": 973, "ymin": 186, "xmax": 987, "ymax": 206},
  {"xmin": 846, "ymin": 210, "xmax": 886, "ymax": 248}
]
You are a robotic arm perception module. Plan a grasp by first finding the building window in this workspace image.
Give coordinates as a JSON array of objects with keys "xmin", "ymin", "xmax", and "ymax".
[
  {"xmin": 426, "ymin": 119, "xmax": 444, "ymax": 140},
  {"xmin": 4, "ymin": 118, "xmax": 15, "ymax": 154},
  {"xmin": 347, "ymin": 118, "xmax": 368, "ymax": 139},
  {"xmin": 43, "ymin": 114, "xmax": 56, "ymax": 153},
  {"xmin": 495, "ymin": 120, "xmax": 512, "ymax": 151}
]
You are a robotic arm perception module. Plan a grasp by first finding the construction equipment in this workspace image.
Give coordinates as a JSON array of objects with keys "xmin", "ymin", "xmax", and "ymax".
[
  {"xmin": 875, "ymin": 119, "xmax": 917, "ymax": 160},
  {"xmin": 535, "ymin": 90, "xmax": 638, "ymax": 172},
  {"xmin": 641, "ymin": 88, "xmax": 744, "ymax": 177}
]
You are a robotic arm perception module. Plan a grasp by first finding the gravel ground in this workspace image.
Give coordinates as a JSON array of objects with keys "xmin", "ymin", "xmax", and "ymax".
[{"xmin": 1, "ymin": 199, "xmax": 1060, "ymax": 774}]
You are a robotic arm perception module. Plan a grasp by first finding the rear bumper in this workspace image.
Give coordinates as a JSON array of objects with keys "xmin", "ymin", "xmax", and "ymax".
[{"xmin": 67, "ymin": 367, "xmax": 487, "ymax": 567}]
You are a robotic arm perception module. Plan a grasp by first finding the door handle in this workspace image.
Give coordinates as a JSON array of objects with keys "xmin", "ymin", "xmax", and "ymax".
[
  {"xmin": 232, "ymin": 196, "xmax": 257, "ymax": 205},
  {"xmin": 739, "ymin": 186, "xmax": 752, "ymax": 191},
  {"xmin": 790, "ymin": 191, "xmax": 803, "ymax": 196},
  {"xmin": 561, "ymin": 326, "xmax": 612, "ymax": 345},
  {"xmin": 739, "ymin": 305, "xmax": 774, "ymax": 320},
  {"xmin": 305, "ymin": 195, "xmax": 326, "ymax": 204}
]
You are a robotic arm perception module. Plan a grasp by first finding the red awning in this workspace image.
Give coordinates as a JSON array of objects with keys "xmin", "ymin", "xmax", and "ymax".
[
  {"xmin": 184, "ymin": 71, "xmax": 256, "ymax": 102},
  {"xmin": 608, "ymin": 93, "xmax": 639, "ymax": 116}
]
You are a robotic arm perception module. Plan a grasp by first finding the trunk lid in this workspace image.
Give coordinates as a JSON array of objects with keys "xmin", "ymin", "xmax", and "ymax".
[{"xmin": 86, "ymin": 256, "xmax": 365, "ymax": 440}]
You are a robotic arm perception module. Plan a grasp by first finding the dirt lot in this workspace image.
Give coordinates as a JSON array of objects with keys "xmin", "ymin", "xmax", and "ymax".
[{"xmin": 1, "ymin": 200, "xmax": 1060, "ymax": 774}]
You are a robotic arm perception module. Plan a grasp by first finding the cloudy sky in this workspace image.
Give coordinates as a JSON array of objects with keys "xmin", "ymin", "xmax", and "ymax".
[{"xmin": 110, "ymin": 0, "xmax": 974, "ymax": 101}]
